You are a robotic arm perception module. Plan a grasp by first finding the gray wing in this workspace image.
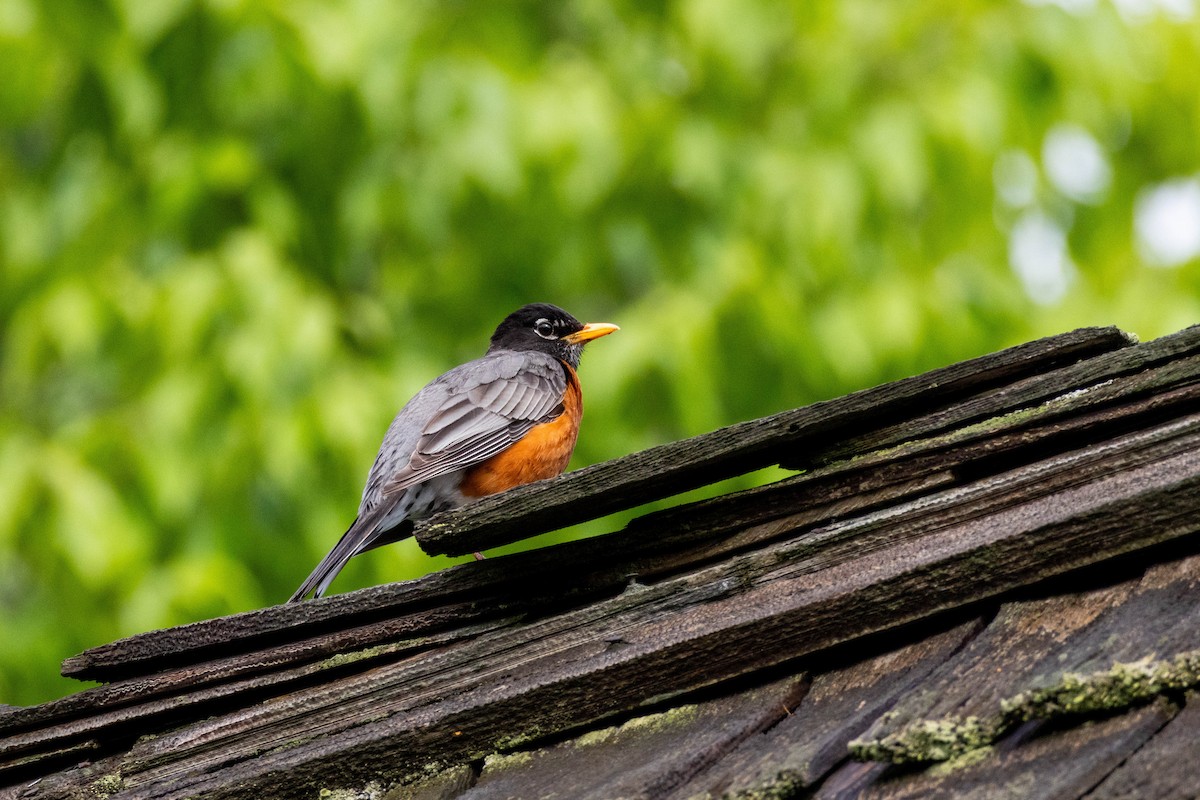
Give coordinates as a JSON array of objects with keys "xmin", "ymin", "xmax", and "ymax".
[
  {"xmin": 289, "ymin": 351, "xmax": 568, "ymax": 602},
  {"xmin": 380, "ymin": 351, "xmax": 569, "ymax": 497}
]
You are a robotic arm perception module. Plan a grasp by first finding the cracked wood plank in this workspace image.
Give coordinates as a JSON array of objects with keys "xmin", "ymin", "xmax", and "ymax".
[
  {"xmin": 59, "ymin": 333, "xmax": 1197, "ymax": 686},
  {"xmin": 21, "ymin": 416, "xmax": 1200, "ymax": 800},
  {"xmin": 821, "ymin": 701, "xmax": 1176, "ymax": 800},
  {"xmin": 0, "ymin": 617, "xmax": 516, "ymax": 782},
  {"xmin": 30, "ymin": 372, "xmax": 1200, "ymax": 775},
  {"xmin": 464, "ymin": 676, "xmax": 806, "ymax": 800},
  {"xmin": 848, "ymin": 583, "xmax": 1141, "ymax": 764},
  {"xmin": 852, "ymin": 546, "xmax": 1200, "ymax": 764},
  {"xmin": 1084, "ymin": 691, "xmax": 1200, "ymax": 800},
  {"xmin": 810, "ymin": 328, "xmax": 1200, "ymax": 469},
  {"xmin": 16, "ymin": 379, "xmax": 1200, "ymax": 791},
  {"xmin": 670, "ymin": 618, "xmax": 985, "ymax": 799}
]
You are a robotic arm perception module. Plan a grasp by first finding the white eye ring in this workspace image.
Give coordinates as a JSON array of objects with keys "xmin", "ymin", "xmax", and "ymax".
[{"xmin": 534, "ymin": 319, "xmax": 557, "ymax": 339}]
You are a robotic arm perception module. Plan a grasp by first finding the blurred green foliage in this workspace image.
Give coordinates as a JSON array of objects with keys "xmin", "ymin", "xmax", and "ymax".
[{"xmin": 1, "ymin": 0, "xmax": 1198, "ymax": 704}]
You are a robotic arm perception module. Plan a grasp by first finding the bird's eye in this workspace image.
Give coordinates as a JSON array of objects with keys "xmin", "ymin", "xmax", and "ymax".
[{"xmin": 534, "ymin": 319, "xmax": 557, "ymax": 339}]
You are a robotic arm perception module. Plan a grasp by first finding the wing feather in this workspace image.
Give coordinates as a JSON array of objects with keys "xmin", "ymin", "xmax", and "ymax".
[
  {"xmin": 509, "ymin": 387, "xmax": 543, "ymax": 419},
  {"xmin": 422, "ymin": 397, "xmax": 477, "ymax": 436},
  {"xmin": 383, "ymin": 355, "xmax": 567, "ymax": 496},
  {"xmin": 471, "ymin": 380, "xmax": 510, "ymax": 408}
]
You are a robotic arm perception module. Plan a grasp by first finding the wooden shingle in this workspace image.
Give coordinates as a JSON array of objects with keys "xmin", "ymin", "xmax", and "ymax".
[{"xmin": 7, "ymin": 325, "xmax": 1200, "ymax": 800}]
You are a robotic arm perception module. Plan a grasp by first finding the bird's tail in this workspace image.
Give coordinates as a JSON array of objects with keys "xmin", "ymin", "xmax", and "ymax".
[{"xmin": 288, "ymin": 502, "xmax": 397, "ymax": 602}]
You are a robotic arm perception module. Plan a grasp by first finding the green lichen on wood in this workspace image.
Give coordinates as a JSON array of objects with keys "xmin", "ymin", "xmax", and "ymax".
[
  {"xmin": 90, "ymin": 773, "xmax": 123, "ymax": 798},
  {"xmin": 720, "ymin": 769, "xmax": 806, "ymax": 800},
  {"xmin": 849, "ymin": 715, "xmax": 997, "ymax": 763},
  {"xmin": 493, "ymin": 729, "xmax": 543, "ymax": 752},
  {"xmin": 573, "ymin": 703, "xmax": 700, "ymax": 750},
  {"xmin": 318, "ymin": 644, "xmax": 391, "ymax": 670},
  {"xmin": 573, "ymin": 725, "xmax": 619, "ymax": 748},
  {"xmin": 469, "ymin": 703, "xmax": 709, "ymax": 790},
  {"xmin": 1002, "ymin": 652, "xmax": 1200, "ymax": 719},
  {"xmin": 382, "ymin": 765, "xmax": 475, "ymax": 800},
  {"xmin": 391, "ymin": 761, "xmax": 453, "ymax": 789},
  {"xmin": 835, "ymin": 400, "xmax": 1061, "ymax": 469},
  {"xmin": 317, "ymin": 781, "xmax": 383, "ymax": 800},
  {"xmin": 853, "ymin": 650, "xmax": 1200, "ymax": 765},
  {"xmin": 622, "ymin": 702, "xmax": 699, "ymax": 733},
  {"xmin": 925, "ymin": 744, "xmax": 995, "ymax": 776},
  {"xmin": 482, "ymin": 750, "xmax": 534, "ymax": 771}
]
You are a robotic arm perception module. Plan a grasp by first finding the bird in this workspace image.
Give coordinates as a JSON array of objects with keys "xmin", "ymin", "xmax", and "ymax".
[{"xmin": 289, "ymin": 303, "xmax": 618, "ymax": 601}]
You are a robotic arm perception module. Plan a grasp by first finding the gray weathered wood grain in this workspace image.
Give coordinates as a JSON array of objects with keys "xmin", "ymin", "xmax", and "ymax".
[
  {"xmin": 59, "ymin": 330, "xmax": 1194, "ymax": 686},
  {"xmin": 14, "ymin": 326, "xmax": 1200, "ymax": 800},
  {"xmin": 670, "ymin": 619, "xmax": 985, "ymax": 799},
  {"xmin": 23, "ymin": 417, "xmax": 1200, "ymax": 800},
  {"xmin": 853, "ymin": 546, "xmax": 1200, "ymax": 763},
  {"xmin": 1084, "ymin": 691, "xmax": 1200, "ymax": 800},
  {"xmin": 465, "ymin": 676, "xmax": 806, "ymax": 800},
  {"xmin": 823, "ymin": 702, "xmax": 1175, "ymax": 800}
]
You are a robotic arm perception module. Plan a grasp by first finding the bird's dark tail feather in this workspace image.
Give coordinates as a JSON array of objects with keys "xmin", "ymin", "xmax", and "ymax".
[
  {"xmin": 288, "ymin": 502, "xmax": 397, "ymax": 602},
  {"xmin": 357, "ymin": 518, "xmax": 415, "ymax": 555}
]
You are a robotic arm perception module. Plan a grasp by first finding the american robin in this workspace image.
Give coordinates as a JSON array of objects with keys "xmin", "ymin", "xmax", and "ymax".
[{"xmin": 289, "ymin": 303, "xmax": 618, "ymax": 601}]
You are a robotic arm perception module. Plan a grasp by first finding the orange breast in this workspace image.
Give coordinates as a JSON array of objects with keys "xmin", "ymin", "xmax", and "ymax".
[{"xmin": 459, "ymin": 363, "xmax": 583, "ymax": 498}]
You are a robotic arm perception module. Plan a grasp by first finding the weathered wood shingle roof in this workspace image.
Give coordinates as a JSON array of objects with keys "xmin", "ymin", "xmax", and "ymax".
[{"xmin": 5, "ymin": 325, "xmax": 1200, "ymax": 799}]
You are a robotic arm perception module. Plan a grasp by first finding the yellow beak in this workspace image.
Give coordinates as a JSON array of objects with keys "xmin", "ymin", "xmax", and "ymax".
[{"xmin": 563, "ymin": 322, "xmax": 620, "ymax": 344}]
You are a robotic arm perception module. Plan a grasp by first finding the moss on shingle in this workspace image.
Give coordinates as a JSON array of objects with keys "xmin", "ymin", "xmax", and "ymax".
[
  {"xmin": 850, "ymin": 715, "xmax": 997, "ymax": 763},
  {"xmin": 852, "ymin": 650, "xmax": 1200, "ymax": 765},
  {"xmin": 90, "ymin": 773, "xmax": 123, "ymax": 798},
  {"xmin": 722, "ymin": 769, "xmax": 806, "ymax": 800},
  {"xmin": 1003, "ymin": 652, "xmax": 1200, "ymax": 719},
  {"xmin": 482, "ymin": 750, "xmax": 534, "ymax": 771},
  {"xmin": 317, "ymin": 781, "xmax": 382, "ymax": 800},
  {"xmin": 318, "ymin": 645, "xmax": 390, "ymax": 670}
]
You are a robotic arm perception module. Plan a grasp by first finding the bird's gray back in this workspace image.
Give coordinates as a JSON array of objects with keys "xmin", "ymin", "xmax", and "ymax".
[{"xmin": 357, "ymin": 349, "xmax": 564, "ymax": 515}]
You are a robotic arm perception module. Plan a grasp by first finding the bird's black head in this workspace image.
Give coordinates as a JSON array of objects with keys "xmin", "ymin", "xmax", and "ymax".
[{"xmin": 487, "ymin": 303, "xmax": 618, "ymax": 369}]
